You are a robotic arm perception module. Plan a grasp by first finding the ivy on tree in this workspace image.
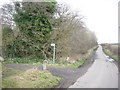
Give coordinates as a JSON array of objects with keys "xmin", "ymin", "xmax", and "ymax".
[{"xmin": 12, "ymin": 2, "xmax": 56, "ymax": 58}]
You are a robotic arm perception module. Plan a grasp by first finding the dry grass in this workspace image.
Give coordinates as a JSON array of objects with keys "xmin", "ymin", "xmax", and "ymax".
[
  {"xmin": 105, "ymin": 45, "xmax": 118, "ymax": 56},
  {"xmin": 48, "ymin": 46, "xmax": 97, "ymax": 68},
  {"xmin": 2, "ymin": 66, "xmax": 61, "ymax": 88},
  {"xmin": 102, "ymin": 44, "xmax": 118, "ymax": 61}
]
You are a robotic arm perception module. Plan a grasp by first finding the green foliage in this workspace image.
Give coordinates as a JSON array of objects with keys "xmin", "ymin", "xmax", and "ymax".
[
  {"xmin": 2, "ymin": 25, "xmax": 15, "ymax": 58},
  {"xmin": 102, "ymin": 44, "xmax": 118, "ymax": 61},
  {"xmin": 2, "ymin": 2, "xmax": 97, "ymax": 65},
  {"xmin": 4, "ymin": 58, "xmax": 44, "ymax": 64},
  {"xmin": 66, "ymin": 59, "xmax": 86, "ymax": 68},
  {"xmin": 48, "ymin": 59, "xmax": 86, "ymax": 69},
  {"xmin": 103, "ymin": 48, "xmax": 118, "ymax": 61},
  {"xmin": 39, "ymin": 74, "xmax": 48, "ymax": 79},
  {"xmin": 4, "ymin": 2, "xmax": 57, "ymax": 59}
]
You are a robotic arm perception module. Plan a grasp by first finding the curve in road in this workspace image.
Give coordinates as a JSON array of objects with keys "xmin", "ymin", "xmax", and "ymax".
[{"xmin": 69, "ymin": 45, "xmax": 118, "ymax": 88}]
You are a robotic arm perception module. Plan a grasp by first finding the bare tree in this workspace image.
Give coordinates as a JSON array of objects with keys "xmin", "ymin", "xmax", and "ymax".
[{"xmin": 51, "ymin": 3, "xmax": 97, "ymax": 59}]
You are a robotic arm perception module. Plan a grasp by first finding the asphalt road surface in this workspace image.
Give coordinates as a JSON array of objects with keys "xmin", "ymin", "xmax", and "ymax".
[{"xmin": 69, "ymin": 45, "xmax": 118, "ymax": 88}]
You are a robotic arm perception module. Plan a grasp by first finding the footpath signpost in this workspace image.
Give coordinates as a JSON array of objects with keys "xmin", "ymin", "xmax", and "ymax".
[{"xmin": 51, "ymin": 43, "xmax": 55, "ymax": 64}]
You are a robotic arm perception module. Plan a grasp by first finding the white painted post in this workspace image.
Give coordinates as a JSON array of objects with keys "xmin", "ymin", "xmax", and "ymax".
[
  {"xmin": 53, "ymin": 45, "xmax": 55, "ymax": 64},
  {"xmin": 51, "ymin": 43, "xmax": 55, "ymax": 64},
  {"xmin": 42, "ymin": 60, "xmax": 48, "ymax": 70},
  {"xmin": 0, "ymin": 57, "xmax": 4, "ymax": 62},
  {"xmin": 42, "ymin": 63, "xmax": 47, "ymax": 70}
]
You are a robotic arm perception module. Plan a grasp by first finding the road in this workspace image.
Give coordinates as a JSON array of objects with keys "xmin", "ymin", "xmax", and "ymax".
[
  {"xmin": 4, "ymin": 57, "xmax": 94, "ymax": 88},
  {"xmin": 4, "ymin": 51, "xmax": 95, "ymax": 88},
  {"xmin": 69, "ymin": 45, "xmax": 118, "ymax": 88}
]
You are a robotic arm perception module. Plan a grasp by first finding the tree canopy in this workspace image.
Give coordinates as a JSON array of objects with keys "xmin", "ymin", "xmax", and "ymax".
[{"xmin": 2, "ymin": 2, "xmax": 97, "ymax": 60}]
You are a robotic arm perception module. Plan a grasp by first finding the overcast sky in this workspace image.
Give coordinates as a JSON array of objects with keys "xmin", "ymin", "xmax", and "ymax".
[
  {"xmin": 0, "ymin": 0, "xmax": 119, "ymax": 44},
  {"xmin": 57, "ymin": 0, "xmax": 119, "ymax": 44}
]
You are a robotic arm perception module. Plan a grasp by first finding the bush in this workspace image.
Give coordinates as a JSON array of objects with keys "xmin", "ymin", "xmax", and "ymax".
[{"xmin": 4, "ymin": 58, "xmax": 44, "ymax": 64}]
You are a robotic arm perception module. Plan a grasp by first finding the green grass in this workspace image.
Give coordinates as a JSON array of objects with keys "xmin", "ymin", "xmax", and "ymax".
[
  {"xmin": 48, "ymin": 46, "xmax": 98, "ymax": 69},
  {"xmin": 0, "ymin": 62, "xmax": 2, "ymax": 89},
  {"xmin": 2, "ymin": 66, "xmax": 62, "ymax": 88},
  {"xmin": 3, "ymin": 58, "xmax": 44, "ymax": 64},
  {"xmin": 64, "ymin": 59, "xmax": 86, "ymax": 68},
  {"xmin": 48, "ymin": 59, "xmax": 86, "ymax": 69},
  {"xmin": 2, "ymin": 66, "xmax": 23, "ymax": 88},
  {"xmin": 103, "ymin": 48, "xmax": 118, "ymax": 61},
  {"xmin": 2, "ymin": 66, "xmax": 22, "ymax": 78},
  {"xmin": 3, "ymin": 46, "xmax": 98, "ymax": 69}
]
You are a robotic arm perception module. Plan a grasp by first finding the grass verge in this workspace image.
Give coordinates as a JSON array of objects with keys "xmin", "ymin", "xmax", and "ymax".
[
  {"xmin": 48, "ymin": 46, "xmax": 98, "ymax": 69},
  {"xmin": 0, "ymin": 62, "xmax": 2, "ymax": 89},
  {"xmin": 47, "ymin": 59, "xmax": 86, "ymax": 69},
  {"xmin": 2, "ymin": 66, "xmax": 62, "ymax": 88},
  {"xmin": 3, "ymin": 58, "xmax": 43, "ymax": 65},
  {"xmin": 3, "ymin": 46, "xmax": 98, "ymax": 69},
  {"xmin": 103, "ymin": 48, "xmax": 118, "ymax": 61}
]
